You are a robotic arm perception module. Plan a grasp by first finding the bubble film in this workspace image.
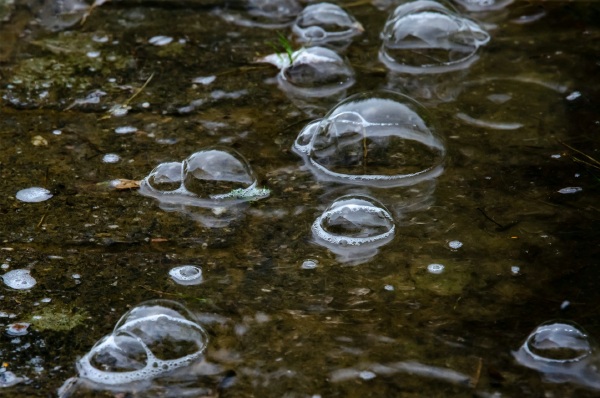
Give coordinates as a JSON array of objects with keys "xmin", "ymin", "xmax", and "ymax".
[
  {"xmin": 292, "ymin": 3, "xmax": 363, "ymax": 49},
  {"xmin": 379, "ymin": 0, "xmax": 490, "ymax": 74},
  {"xmin": 139, "ymin": 147, "xmax": 270, "ymax": 208},
  {"xmin": 77, "ymin": 300, "xmax": 209, "ymax": 387},
  {"xmin": 293, "ymin": 90, "xmax": 445, "ymax": 187},
  {"xmin": 312, "ymin": 195, "xmax": 395, "ymax": 264},
  {"xmin": 513, "ymin": 321, "xmax": 600, "ymax": 390}
]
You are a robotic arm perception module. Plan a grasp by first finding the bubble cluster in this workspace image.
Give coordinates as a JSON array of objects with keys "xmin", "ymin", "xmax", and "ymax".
[
  {"xmin": 292, "ymin": 3, "xmax": 363, "ymax": 50},
  {"xmin": 139, "ymin": 148, "xmax": 269, "ymax": 225},
  {"xmin": 2, "ymin": 269, "xmax": 36, "ymax": 290},
  {"xmin": 15, "ymin": 187, "xmax": 53, "ymax": 203},
  {"xmin": 77, "ymin": 300, "xmax": 209, "ymax": 387},
  {"xmin": 169, "ymin": 265, "xmax": 203, "ymax": 286},
  {"xmin": 312, "ymin": 195, "xmax": 395, "ymax": 264},
  {"xmin": 293, "ymin": 90, "xmax": 445, "ymax": 187},
  {"xmin": 513, "ymin": 321, "xmax": 600, "ymax": 390},
  {"xmin": 379, "ymin": 1, "xmax": 490, "ymax": 74}
]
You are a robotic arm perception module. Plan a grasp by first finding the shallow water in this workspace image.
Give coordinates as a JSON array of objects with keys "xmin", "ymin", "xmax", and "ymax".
[{"xmin": 1, "ymin": 0, "xmax": 600, "ymax": 396}]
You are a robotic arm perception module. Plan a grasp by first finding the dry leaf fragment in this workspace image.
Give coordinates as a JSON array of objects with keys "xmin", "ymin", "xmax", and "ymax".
[{"xmin": 112, "ymin": 179, "xmax": 141, "ymax": 190}]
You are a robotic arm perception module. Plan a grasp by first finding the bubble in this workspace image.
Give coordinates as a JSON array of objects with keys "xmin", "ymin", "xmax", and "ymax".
[
  {"xmin": 169, "ymin": 265, "xmax": 203, "ymax": 286},
  {"xmin": 114, "ymin": 126, "xmax": 137, "ymax": 134},
  {"xmin": 301, "ymin": 260, "xmax": 318, "ymax": 269},
  {"xmin": 149, "ymin": 35, "xmax": 173, "ymax": 46},
  {"xmin": 102, "ymin": 153, "xmax": 120, "ymax": 164},
  {"xmin": 257, "ymin": 46, "xmax": 355, "ymax": 115},
  {"xmin": 292, "ymin": 3, "xmax": 363, "ymax": 50},
  {"xmin": 2, "ymin": 269, "xmax": 36, "ymax": 290},
  {"xmin": 448, "ymin": 240, "xmax": 463, "ymax": 249},
  {"xmin": 293, "ymin": 90, "xmax": 445, "ymax": 187},
  {"xmin": 312, "ymin": 195, "xmax": 395, "ymax": 264},
  {"xmin": 77, "ymin": 300, "xmax": 209, "ymax": 387},
  {"xmin": 214, "ymin": 0, "xmax": 302, "ymax": 29},
  {"xmin": 139, "ymin": 148, "xmax": 270, "ymax": 219},
  {"xmin": 427, "ymin": 263, "xmax": 445, "ymax": 274},
  {"xmin": 145, "ymin": 161, "xmax": 183, "ymax": 193},
  {"xmin": 15, "ymin": 187, "xmax": 53, "ymax": 203},
  {"xmin": 6, "ymin": 322, "xmax": 30, "ymax": 336},
  {"xmin": 379, "ymin": 1, "xmax": 490, "ymax": 74},
  {"xmin": 513, "ymin": 321, "xmax": 600, "ymax": 390},
  {"xmin": 558, "ymin": 187, "xmax": 582, "ymax": 195},
  {"xmin": 0, "ymin": 370, "xmax": 25, "ymax": 387}
]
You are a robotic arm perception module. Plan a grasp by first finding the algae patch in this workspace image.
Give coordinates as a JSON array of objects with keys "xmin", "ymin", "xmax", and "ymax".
[{"xmin": 30, "ymin": 307, "xmax": 88, "ymax": 332}]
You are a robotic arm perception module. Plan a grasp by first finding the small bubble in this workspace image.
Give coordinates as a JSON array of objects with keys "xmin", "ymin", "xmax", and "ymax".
[
  {"xmin": 558, "ymin": 187, "xmax": 582, "ymax": 194},
  {"xmin": 102, "ymin": 153, "xmax": 120, "ymax": 164},
  {"xmin": 359, "ymin": 370, "xmax": 376, "ymax": 380},
  {"xmin": 448, "ymin": 240, "xmax": 463, "ymax": 250},
  {"xmin": 427, "ymin": 264, "xmax": 445, "ymax": 274},
  {"xmin": 16, "ymin": 187, "xmax": 53, "ymax": 203},
  {"xmin": 149, "ymin": 35, "xmax": 173, "ymax": 46},
  {"xmin": 115, "ymin": 126, "xmax": 137, "ymax": 134},
  {"xmin": 384, "ymin": 284, "xmax": 394, "ymax": 291},
  {"xmin": 566, "ymin": 91, "xmax": 581, "ymax": 101},
  {"xmin": 301, "ymin": 260, "xmax": 318, "ymax": 270}
]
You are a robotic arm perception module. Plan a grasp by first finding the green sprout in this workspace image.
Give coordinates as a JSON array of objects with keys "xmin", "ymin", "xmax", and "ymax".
[{"xmin": 268, "ymin": 32, "xmax": 296, "ymax": 65}]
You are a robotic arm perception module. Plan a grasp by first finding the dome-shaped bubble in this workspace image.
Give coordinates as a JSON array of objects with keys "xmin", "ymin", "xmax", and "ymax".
[
  {"xmin": 281, "ymin": 47, "xmax": 355, "ymax": 96},
  {"xmin": 513, "ymin": 321, "xmax": 600, "ymax": 390},
  {"xmin": 257, "ymin": 46, "xmax": 355, "ymax": 115},
  {"xmin": 293, "ymin": 90, "xmax": 445, "ymax": 187},
  {"xmin": 77, "ymin": 300, "xmax": 209, "ymax": 387},
  {"xmin": 292, "ymin": 3, "xmax": 363, "ymax": 50},
  {"xmin": 213, "ymin": 0, "xmax": 302, "ymax": 29},
  {"xmin": 182, "ymin": 148, "xmax": 256, "ymax": 199},
  {"xmin": 312, "ymin": 195, "xmax": 395, "ymax": 264},
  {"xmin": 15, "ymin": 187, "xmax": 53, "ymax": 203},
  {"xmin": 2, "ymin": 269, "xmax": 36, "ymax": 290},
  {"xmin": 379, "ymin": 0, "xmax": 490, "ymax": 74},
  {"xmin": 145, "ymin": 161, "xmax": 183, "ymax": 193},
  {"xmin": 139, "ymin": 147, "xmax": 269, "ymax": 210},
  {"xmin": 169, "ymin": 265, "xmax": 203, "ymax": 286}
]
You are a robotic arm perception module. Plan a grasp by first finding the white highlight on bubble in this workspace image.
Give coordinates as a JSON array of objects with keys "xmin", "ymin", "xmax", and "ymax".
[
  {"xmin": 192, "ymin": 76, "xmax": 216, "ymax": 85},
  {"xmin": 16, "ymin": 187, "xmax": 53, "ymax": 203},
  {"xmin": 511, "ymin": 266, "xmax": 520, "ymax": 275},
  {"xmin": 427, "ymin": 264, "xmax": 445, "ymax": 274},
  {"xmin": 169, "ymin": 265, "xmax": 203, "ymax": 286}
]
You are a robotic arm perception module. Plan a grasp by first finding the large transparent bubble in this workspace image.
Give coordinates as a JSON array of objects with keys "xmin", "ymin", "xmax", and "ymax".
[
  {"xmin": 379, "ymin": 0, "xmax": 490, "ymax": 74},
  {"xmin": 293, "ymin": 90, "xmax": 445, "ymax": 187},
  {"xmin": 292, "ymin": 3, "xmax": 363, "ymax": 50},
  {"xmin": 213, "ymin": 0, "xmax": 302, "ymax": 29},
  {"xmin": 76, "ymin": 300, "xmax": 209, "ymax": 389},
  {"xmin": 513, "ymin": 320, "xmax": 600, "ymax": 390},
  {"xmin": 312, "ymin": 195, "xmax": 395, "ymax": 264},
  {"xmin": 257, "ymin": 46, "xmax": 355, "ymax": 115},
  {"xmin": 139, "ymin": 147, "xmax": 269, "ymax": 226}
]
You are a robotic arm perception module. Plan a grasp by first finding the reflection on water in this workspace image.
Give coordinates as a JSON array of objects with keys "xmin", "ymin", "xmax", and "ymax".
[{"xmin": 0, "ymin": 0, "xmax": 599, "ymax": 397}]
